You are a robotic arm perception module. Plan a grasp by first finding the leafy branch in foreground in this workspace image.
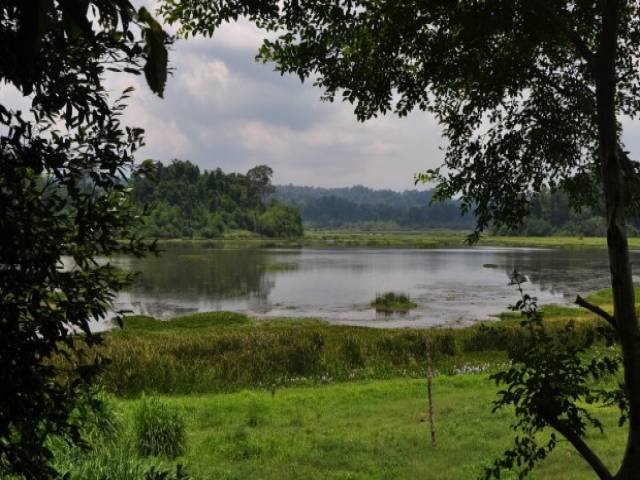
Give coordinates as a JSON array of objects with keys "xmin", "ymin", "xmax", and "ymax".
[
  {"xmin": 0, "ymin": 1, "xmax": 169, "ymax": 478},
  {"xmin": 484, "ymin": 271, "xmax": 623, "ymax": 480}
]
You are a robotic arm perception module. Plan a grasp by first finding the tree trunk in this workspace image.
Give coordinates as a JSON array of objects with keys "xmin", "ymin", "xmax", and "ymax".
[{"xmin": 597, "ymin": 2, "xmax": 640, "ymax": 478}]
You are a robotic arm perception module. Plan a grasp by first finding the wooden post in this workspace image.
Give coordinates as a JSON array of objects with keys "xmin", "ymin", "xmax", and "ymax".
[{"xmin": 426, "ymin": 339, "xmax": 436, "ymax": 449}]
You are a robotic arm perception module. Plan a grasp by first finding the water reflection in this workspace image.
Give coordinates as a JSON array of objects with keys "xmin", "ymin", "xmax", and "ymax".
[{"xmin": 105, "ymin": 245, "xmax": 634, "ymax": 330}]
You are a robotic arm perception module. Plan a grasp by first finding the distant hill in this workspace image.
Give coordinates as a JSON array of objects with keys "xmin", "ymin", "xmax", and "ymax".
[{"xmin": 271, "ymin": 185, "xmax": 474, "ymax": 230}]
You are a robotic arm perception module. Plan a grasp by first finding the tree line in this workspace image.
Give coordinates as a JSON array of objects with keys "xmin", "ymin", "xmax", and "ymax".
[
  {"xmin": 274, "ymin": 184, "xmax": 619, "ymax": 236},
  {"xmin": 131, "ymin": 165, "xmax": 619, "ymax": 237},
  {"xmin": 497, "ymin": 188, "xmax": 639, "ymax": 237},
  {"xmin": 131, "ymin": 161, "xmax": 303, "ymax": 238},
  {"xmin": 273, "ymin": 184, "xmax": 475, "ymax": 230}
]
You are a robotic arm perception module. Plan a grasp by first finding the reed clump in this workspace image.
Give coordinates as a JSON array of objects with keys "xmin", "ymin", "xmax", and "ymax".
[
  {"xmin": 370, "ymin": 291, "xmax": 417, "ymax": 312},
  {"xmin": 88, "ymin": 311, "xmax": 612, "ymax": 397}
]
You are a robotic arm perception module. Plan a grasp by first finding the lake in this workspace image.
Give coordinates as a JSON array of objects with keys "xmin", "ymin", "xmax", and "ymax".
[{"xmin": 103, "ymin": 244, "xmax": 638, "ymax": 330}]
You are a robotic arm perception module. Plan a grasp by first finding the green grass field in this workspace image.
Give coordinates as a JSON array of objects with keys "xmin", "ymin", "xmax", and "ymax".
[{"xmin": 59, "ymin": 376, "xmax": 624, "ymax": 479}]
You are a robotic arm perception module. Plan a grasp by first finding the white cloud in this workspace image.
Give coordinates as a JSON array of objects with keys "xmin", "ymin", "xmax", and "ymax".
[{"xmin": 178, "ymin": 56, "xmax": 231, "ymax": 107}]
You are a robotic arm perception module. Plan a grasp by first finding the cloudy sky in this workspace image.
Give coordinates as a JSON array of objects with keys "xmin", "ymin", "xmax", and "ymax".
[
  {"xmin": 7, "ymin": 3, "xmax": 640, "ymax": 193},
  {"xmin": 105, "ymin": 11, "xmax": 445, "ymax": 192},
  {"xmin": 113, "ymin": 10, "xmax": 640, "ymax": 193}
]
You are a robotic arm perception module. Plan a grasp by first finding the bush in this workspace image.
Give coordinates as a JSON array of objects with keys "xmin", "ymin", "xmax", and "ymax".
[{"xmin": 134, "ymin": 397, "xmax": 186, "ymax": 459}]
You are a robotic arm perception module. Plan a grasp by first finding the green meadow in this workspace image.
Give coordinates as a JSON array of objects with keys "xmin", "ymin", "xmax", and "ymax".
[
  {"xmin": 91, "ymin": 376, "xmax": 622, "ymax": 480},
  {"xmin": 47, "ymin": 285, "xmax": 631, "ymax": 479}
]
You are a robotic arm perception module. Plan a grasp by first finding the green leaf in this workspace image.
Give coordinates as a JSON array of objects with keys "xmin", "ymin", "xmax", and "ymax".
[{"xmin": 138, "ymin": 7, "xmax": 168, "ymax": 98}]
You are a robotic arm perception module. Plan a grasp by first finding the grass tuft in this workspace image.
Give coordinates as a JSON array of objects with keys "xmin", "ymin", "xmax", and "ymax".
[
  {"xmin": 134, "ymin": 396, "xmax": 187, "ymax": 459},
  {"xmin": 370, "ymin": 291, "xmax": 418, "ymax": 312}
]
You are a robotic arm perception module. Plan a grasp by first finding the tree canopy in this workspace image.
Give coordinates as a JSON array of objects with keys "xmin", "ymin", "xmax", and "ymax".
[
  {"xmin": 0, "ymin": 1, "xmax": 168, "ymax": 477},
  {"xmin": 131, "ymin": 160, "xmax": 304, "ymax": 238},
  {"xmin": 161, "ymin": 1, "xmax": 640, "ymax": 478}
]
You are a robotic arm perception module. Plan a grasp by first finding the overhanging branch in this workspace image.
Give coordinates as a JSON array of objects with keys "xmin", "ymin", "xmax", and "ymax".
[
  {"xmin": 575, "ymin": 295, "xmax": 616, "ymax": 328},
  {"xmin": 616, "ymin": 145, "xmax": 640, "ymax": 194},
  {"xmin": 532, "ymin": 66, "xmax": 597, "ymax": 121},
  {"xmin": 525, "ymin": 0, "xmax": 596, "ymax": 72},
  {"xmin": 547, "ymin": 416, "xmax": 614, "ymax": 480}
]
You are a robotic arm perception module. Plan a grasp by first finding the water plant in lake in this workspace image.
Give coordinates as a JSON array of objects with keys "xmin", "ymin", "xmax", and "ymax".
[{"xmin": 370, "ymin": 291, "xmax": 417, "ymax": 312}]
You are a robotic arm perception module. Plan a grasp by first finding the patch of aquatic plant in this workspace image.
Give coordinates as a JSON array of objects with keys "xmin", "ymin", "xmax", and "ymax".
[
  {"xmin": 370, "ymin": 291, "xmax": 417, "ymax": 311},
  {"xmin": 110, "ymin": 266, "xmax": 137, "ymax": 284},
  {"xmin": 120, "ymin": 312, "xmax": 254, "ymax": 332},
  {"xmin": 134, "ymin": 396, "xmax": 187, "ymax": 459},
  {"xmin": 257, "ymin": 318, "xmax": 329, "ymax": 328}
]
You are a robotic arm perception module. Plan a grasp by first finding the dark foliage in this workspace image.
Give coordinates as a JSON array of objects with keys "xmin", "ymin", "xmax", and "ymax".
[
  {"xmin": 485, "ymin": 272, "xmax": 622, "ymax": 479},
  {"xmin": 0, "ymin": 1, "xmax": 168, "ymax": 478}
]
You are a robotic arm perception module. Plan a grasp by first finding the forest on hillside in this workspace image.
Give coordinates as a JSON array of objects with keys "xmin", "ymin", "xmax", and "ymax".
[
  {"xmin": 500, "ymin": 188, "xmax": 640, "ymax": 237},
  {"xmin": 273, "ymin": 184, "xmax": 628, "ymax": 236},
  {"xmin": 131, "ymin": 161, "xmax": 303, "ymax": 238},
  {"xmin": 272, "ymin": 185, "xmax": 475, "ymax": 230},
  {"xmin": 130, "ymin": 161, "xmax": 624, "ymax": 238}
]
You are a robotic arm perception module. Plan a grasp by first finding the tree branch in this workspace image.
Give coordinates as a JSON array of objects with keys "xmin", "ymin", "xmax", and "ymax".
[
  {"xmin": 531, "ymin": 66, "xmax": 597, "ymax": 121},
  {"xmin": 575, "ymin": 295, "xmax": 616, "ymax": 328},
  {"xmin": 616, "ymin": 145, "xmax": 640, "ymax": 195},
  {"xmin": 547, "ymin": 417, "xmax": 614, "ymax": 480},
  {"xmin": 525, "ymin": 0, "xmax": 596, "ymax": 72}
]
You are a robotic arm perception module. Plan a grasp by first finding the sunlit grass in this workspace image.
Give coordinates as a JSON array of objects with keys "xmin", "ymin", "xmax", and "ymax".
[
  {"xmin": 49, "ymin": 284, "xmax": 634, "ymax": 479},
  {"xmin": 120, "ymin": 312, "xmax": 254, "ymax": 332}
]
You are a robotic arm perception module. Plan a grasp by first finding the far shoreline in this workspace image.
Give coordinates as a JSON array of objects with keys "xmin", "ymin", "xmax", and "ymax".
[{"xmin": 148, "ymin": 231, "xmax": 640, "ymax": 250}]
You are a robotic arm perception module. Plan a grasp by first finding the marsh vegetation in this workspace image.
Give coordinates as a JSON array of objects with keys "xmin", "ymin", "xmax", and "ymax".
[{"xmin": 45, "ymin": 285, "xmax": 628, "ymax": 478}]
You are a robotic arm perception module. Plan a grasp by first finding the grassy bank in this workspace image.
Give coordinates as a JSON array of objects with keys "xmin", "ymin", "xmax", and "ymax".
[
  {"xmin": 93, "ymin": 289, "xmax": 620, "ymax": 398},
  {"xmin": 155, "ymin": 231, "xmax": 640, "ymax": 249}
]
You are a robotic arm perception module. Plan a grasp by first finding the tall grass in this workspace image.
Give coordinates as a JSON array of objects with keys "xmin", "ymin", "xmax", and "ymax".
[
  {"xmin": 134, "ymin": 396, "xmax": 187, "ymax": 459},
  {"xmin": 92, "ymin": 311, "xmax": 612, "ymax": 397},
  {"xmin": 50, "ymin": 390, "xmax": 189, "ymax": 479}
]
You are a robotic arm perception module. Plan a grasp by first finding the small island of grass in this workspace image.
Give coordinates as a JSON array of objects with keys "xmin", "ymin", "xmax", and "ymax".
[{"xmin": 370, "ymin": 291, "xmax": 417, "ymax": 312}]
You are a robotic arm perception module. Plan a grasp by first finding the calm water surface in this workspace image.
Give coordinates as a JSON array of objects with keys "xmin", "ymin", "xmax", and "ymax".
[{"xmin": 106, "ymin": 245, "xmax": 640, "ymax": 329}]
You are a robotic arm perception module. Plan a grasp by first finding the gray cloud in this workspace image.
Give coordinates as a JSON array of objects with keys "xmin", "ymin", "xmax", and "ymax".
[
  {"xmin": 117, "ymin": 22, "xmax": 446, "ymax": 191},
  {"xmin": 1, "ymin": 8, "xmax": 444, "ymax": 191}
]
